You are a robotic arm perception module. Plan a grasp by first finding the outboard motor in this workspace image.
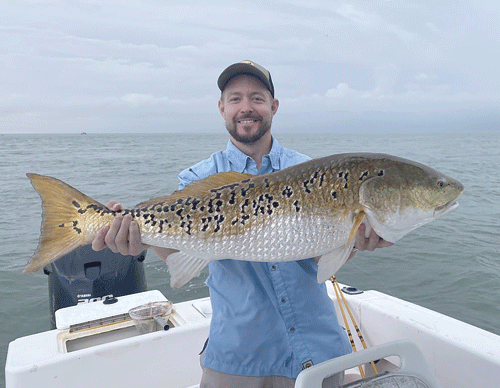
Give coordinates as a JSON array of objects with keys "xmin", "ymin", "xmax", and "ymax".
[{"xmin": 44, "ymin": 244, "xmax": 147, "ymax": 328}]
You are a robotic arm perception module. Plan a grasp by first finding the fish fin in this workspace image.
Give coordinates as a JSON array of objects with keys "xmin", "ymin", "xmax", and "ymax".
[
  {"xmin": 166, "ymin": 252, "xmax": 209, "ymax": 289},
  {"xmin": 134, "ymin": 172, "xmax": 255, "ymax": 208},
  {"xmin": 174, "ymin": 172, "xmax": 255, "ymax": 197},
  {"xmin": 347, "ymin": 210, "xmax": 366, "ymax": 245},
  {"xmin": 24, "ymin": 174, "xmax": 109, "ymax": 274},
  {"xmin": 317, "ymin": 244, "xmax": 354, "ymax": 283}
]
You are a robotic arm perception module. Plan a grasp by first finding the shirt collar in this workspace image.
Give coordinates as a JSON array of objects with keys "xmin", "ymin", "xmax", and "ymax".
[{"xmin": 223, "ymin": 136, "xmax": 283, "ymax": 173}]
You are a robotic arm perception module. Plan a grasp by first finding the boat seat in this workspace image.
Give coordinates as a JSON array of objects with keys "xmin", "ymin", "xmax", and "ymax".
[{"xmin": 295, "ymin": 340, "xmax": 442, "ymax": 388}]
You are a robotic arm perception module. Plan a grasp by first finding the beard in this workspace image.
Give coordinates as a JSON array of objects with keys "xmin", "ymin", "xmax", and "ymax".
[{"xmin": 225, "ymin": 114, "xmax": 273, "ymax": 144}]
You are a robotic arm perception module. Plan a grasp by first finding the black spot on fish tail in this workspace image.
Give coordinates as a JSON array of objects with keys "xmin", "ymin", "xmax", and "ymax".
[
  {"xmin": 77, "ymin": 209, "xmax": 87, "ymax": 214},
  {"xmin": 72, "ymin": 220, "xmax": 82, "ymax": 234},
  {"xmin": 72, "ymin": 201, "xmax": 80, "ymax": 208}
]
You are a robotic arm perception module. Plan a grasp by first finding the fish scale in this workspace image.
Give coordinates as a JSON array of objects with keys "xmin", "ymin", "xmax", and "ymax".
[{"xmin": 24, "ymin": 153, "xmax": 463, "ymax": 288}]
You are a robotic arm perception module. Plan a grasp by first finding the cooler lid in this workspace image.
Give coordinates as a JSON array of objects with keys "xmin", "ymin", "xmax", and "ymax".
[{"xmin": 55, "ymin": 290, "xmax": 168, "ymax": 330}]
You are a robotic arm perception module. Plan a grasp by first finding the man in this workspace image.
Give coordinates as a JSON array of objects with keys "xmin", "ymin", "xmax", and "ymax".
[{"xmin": 92, "ymin": 60, "xmax": 393, "ymax": 387}]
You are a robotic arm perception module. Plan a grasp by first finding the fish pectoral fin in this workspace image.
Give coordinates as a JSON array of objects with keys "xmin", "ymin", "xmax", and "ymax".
[
  {"xmin": 347, "ymin": 210, "xmax": 366, "ymax": 245},
  {"xmin": 166, "ymin": 252, "xmax": 209, "ymax": 289},
  {"xmin": 316, "ymin": 244, "xmax": 354, "ymax": 283}
]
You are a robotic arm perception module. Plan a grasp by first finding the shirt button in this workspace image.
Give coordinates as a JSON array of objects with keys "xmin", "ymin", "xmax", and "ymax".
[
  {"xmin": 281, "ymin": 297, "xmax": 287, "ymax": 303},
  {"xmin": 271, "ymin": 265, "xmax": 277, "ymax": 271},
  {"xmin": 290, "ymin": 327, "xmax": 295, "ymax": 333}
]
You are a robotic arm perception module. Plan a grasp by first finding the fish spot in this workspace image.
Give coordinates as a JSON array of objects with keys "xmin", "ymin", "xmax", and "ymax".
[
  {"xmin": 281, "ymin": 186, "xmax": 293, "ymax": 198},
  {"xmin": 241, "ymin": 198, "xmax": 250, "ymax": 214},
  {"xmin": 72, "ymin": 201, "xmax": 80, "ymax": 208},
  {"xmin": 331, "ymin": 191, "xmax": 337, "ymax": 200},
  {"xmin": 359, "ymin": 171, "xmax": 369, "ymax": 181},
  {"xmin": 378, "ymin": 170, "xmax": 385, "ymax": 176},
  {"xmin": 77, "ymin": 209, "xmax": 87, "ymax": 214},
  {"xmin": 319, "ymin": 173, "xmax": 326, "ymax": 187},
  {"xmin": 191, "ymin": 199, "xmax": 200, "ymax": 210},
  {"xmin": 59, "ymin": 223, "xmax": 65, "ymax": 227},
  {"xmin": 229, "ymin": 191, "xmax": 236, "ymax": 205},
  {"xmin": 338, "ymin": 171, "xmax": 343, "ymax": 178},
  {"xmin": 293, "ymin": 200, "xmax": 301, "ymax": 213},
  {"xmin": 344, "ymin": 182, "xmax": 348, "ymax": 189},
  {"xmin": 72, "ymin": 220, "xmax": 81, "ymax": 234}
]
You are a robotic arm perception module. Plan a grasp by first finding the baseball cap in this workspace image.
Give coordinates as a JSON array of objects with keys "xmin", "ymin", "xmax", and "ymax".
[{"xmin": 217, "ymin": 60, "xmax": 275, "ymax": 97}]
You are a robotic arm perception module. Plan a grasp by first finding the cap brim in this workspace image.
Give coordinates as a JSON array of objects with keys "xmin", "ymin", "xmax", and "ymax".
[{"xmin": 217, "ymin": 63, "xmax": 274, "ymax": 96}]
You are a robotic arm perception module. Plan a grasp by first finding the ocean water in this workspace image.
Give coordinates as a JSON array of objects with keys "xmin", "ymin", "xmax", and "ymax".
[{"xmin": 1, "ymin": 131, "xmax": 499, "ymax": 384}]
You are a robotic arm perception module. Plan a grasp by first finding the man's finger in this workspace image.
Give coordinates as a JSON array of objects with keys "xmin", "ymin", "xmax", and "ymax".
[{"xmin": 92, "ymin": 226, "xmax": 109, "ymax": 251}]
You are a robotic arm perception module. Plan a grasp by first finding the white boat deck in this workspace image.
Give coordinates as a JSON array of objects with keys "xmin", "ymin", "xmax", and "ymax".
[{"xmin": 5, "ymin": 283, "xmax": 500, "ymax": 388}]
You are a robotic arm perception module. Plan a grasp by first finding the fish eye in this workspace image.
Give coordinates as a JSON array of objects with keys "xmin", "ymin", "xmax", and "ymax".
[{"xmin": 437, "ymin": 180, "xmax": 445, "ymax": 188}]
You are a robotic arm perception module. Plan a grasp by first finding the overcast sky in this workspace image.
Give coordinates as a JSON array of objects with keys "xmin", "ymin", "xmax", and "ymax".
[{"xmin": 1, "ymin": 0, "xmax": 499, "ymax": 134}]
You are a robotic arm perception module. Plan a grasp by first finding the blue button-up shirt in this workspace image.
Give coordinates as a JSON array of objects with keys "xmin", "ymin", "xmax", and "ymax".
[{"xmin": 178, "ymin": 137, "xmax": 351, "ymax": 378}]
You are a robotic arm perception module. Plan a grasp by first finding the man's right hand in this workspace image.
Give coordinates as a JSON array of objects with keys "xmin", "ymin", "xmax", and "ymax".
[
  {"xmin": 91, "ymin": 201, "xmax": 179, "ymax": 259},
  {"xmin": 91, "ymin": 201, "xmax": 147, "ymax": 256}
]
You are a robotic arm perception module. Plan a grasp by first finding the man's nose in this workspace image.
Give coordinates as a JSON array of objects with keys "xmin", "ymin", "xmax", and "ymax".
[{"xmin": 239, "ymin": 98, "xmax": 253, "ymax": 113}]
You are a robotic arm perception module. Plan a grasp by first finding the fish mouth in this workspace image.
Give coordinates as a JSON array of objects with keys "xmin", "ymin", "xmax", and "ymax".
[{"xmin": 434, "ymin": 200, "xmax": 459, "ymax": 217}]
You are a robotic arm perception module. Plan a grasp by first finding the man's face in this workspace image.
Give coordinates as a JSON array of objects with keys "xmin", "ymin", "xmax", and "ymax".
[{"xmin": 219, "ymin": 75, "xmax": 279, "ymax": 144}]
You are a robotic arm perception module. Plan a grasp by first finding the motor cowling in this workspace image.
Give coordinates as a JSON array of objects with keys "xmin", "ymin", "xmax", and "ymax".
[{"xmin": 44, "ymin": 244, "xmax": 147, "ymax": 328}]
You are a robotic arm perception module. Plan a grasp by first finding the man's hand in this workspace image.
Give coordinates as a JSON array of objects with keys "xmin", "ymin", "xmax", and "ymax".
[
  {"xmin": 314, "ymin": 224, "xmax": 393, "ymax": 263},
  {"xmin": 91, "ymin": 201, "xmax": 179, "ymax": 259},
  {"xmin": 354, "ymin": 223, "xmax": 394, "ymax": 252},
  {"xmin": 91, "ymin": 201, "xmax": 148, "ymax": 256}
]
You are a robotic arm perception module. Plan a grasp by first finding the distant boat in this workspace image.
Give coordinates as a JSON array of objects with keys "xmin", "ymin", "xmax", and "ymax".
[{"xmin": 81, "ymin": 132, "xmax": 87, "ymax": 135}]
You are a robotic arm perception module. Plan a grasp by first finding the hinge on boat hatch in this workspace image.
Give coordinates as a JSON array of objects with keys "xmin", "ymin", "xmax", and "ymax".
[{"xmin": 69, "ymin": 313, "xmax": 131, "ymax": 333}]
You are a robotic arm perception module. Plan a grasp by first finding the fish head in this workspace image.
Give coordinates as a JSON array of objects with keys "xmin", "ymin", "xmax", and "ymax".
[{"xmin": 358, "ymin": 156, "xmax": 464, "ymax": 243}]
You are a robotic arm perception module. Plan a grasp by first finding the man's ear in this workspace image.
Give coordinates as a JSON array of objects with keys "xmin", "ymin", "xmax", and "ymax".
[
  {"xmin": 271, "ymin": 98, "xmax": 279, "ymax": 116},
  {"xmin": 218, "ymin": 99, "xmax": 224, "ymax": 117}
]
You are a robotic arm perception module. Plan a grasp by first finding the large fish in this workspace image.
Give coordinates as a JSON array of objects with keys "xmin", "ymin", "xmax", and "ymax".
[{"xmin": 24, "ymin": 153, "xmax": 463, "ymax": 288}]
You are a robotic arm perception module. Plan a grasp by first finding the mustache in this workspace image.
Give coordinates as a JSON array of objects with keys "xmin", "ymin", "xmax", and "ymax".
[{"xmin": 234, "ymin": 113, "xmax": 263, "ymax": 121}]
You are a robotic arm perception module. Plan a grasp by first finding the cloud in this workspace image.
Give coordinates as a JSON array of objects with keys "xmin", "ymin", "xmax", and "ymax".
[{"xmin": 0, "ymin": 0, "xmax": 499, "ymax": 133}]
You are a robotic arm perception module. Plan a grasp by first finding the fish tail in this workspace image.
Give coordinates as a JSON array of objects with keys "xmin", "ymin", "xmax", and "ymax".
[{"xmin": 24, "ymin": 173, "xmax": 110, "ymax": 274}]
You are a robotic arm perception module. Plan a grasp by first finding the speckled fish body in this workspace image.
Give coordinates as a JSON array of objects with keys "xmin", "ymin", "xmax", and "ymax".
[{"xmin": 25, "ymin": 153, "xmax": 463, "ymax": 288}]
